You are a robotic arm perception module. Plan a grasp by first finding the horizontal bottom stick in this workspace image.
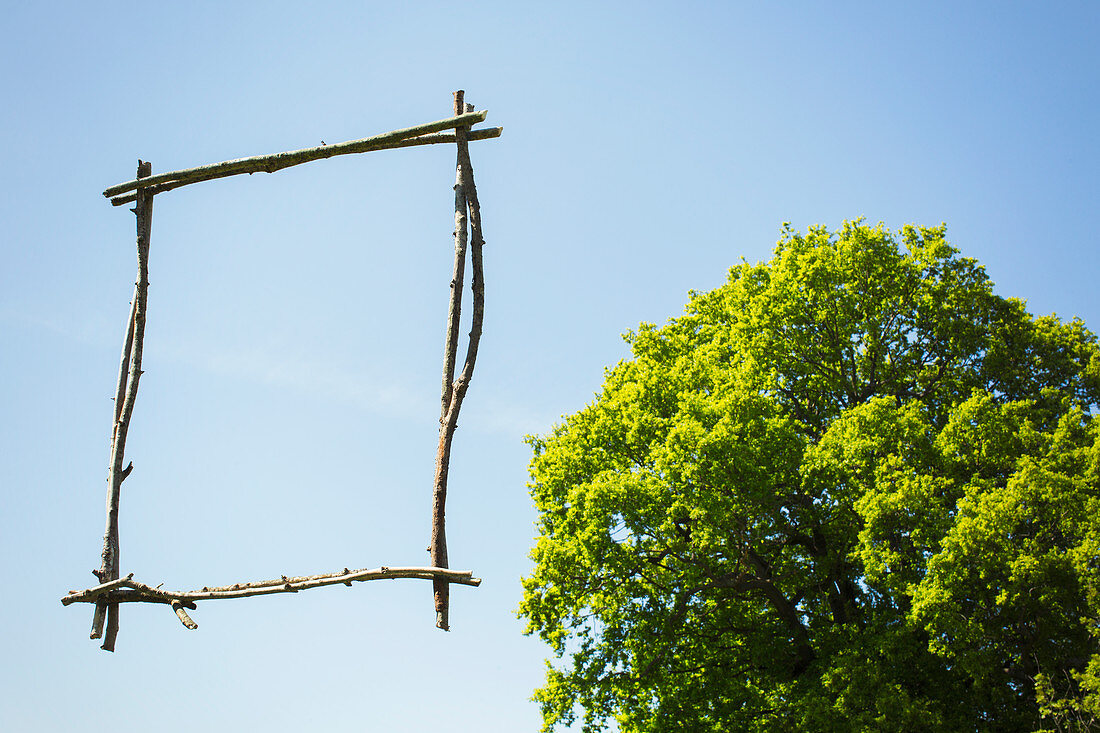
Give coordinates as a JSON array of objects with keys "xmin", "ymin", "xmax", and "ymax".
[{"xmin": 63, "ymin": 565, "xmax": 480, "ymax": 607}]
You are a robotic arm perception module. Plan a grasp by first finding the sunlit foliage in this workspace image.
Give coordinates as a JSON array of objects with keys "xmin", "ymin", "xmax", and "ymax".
[{"xmin": 521, "ymin": 221, "xmax": 1100, "ymax": 731}]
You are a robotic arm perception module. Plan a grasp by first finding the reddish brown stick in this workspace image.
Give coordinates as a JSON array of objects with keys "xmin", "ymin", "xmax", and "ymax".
[{"xmin": 430, "ymin": 91, "xmax": 486, "ymax": 630}]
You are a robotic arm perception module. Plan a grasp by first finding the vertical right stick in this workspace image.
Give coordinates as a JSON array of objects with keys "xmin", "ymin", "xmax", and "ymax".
[{"xmin": 431, "ymin": 90, "xmax": 486, "ymax": 630}]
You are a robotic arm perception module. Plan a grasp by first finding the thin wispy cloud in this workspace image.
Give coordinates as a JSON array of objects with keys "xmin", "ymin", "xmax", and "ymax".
[
  {"xmin": 1, "ymin": 305, "xmax": 121, "ymax": 348},
  {"xmin": 10, "ymin": 304, "xmax": 555, "ymax": 437},
  {"xmin": 165, "ymin": 338, "xmax": 437, "ymax": 422},
  {"xmin": 161, "ymin": 337, "xmax": 553, "ymax": 438}
]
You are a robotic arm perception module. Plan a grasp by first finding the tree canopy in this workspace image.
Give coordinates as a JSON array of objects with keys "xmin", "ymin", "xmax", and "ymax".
[{"xmin": 520, "ymin": 221, "xmax": 1100, "ymax": 731}]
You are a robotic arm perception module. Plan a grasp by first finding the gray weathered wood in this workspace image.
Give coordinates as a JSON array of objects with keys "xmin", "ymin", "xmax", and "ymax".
[
  {"xmin": 63, "ymin": 566, "xmax": 481, "ymax": 628},
  {"xmin": 108, "ymin": 127, "xmax": 503, "ymax": 207},
  {"xmin": 93, "ymin": 160, "xmax": 153, "ymax": 652},
  {"xmin": 103, "ymin": 110, "xmax": 489, "ymax": 199}
]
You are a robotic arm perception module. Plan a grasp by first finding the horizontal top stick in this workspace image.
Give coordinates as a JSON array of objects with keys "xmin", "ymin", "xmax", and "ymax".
[
  {"xmin": 102, "ymin": 109, "xmax": 489, "ymax": 198},
  {"xmin": 107, "ymin": 126, "xmax": 503, "ymax": 207}
]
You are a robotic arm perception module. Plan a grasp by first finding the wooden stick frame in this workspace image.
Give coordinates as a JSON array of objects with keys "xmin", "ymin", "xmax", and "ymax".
[{"xmin": 63, "ymin": 91, "xmax": 495, "ymax": 650}]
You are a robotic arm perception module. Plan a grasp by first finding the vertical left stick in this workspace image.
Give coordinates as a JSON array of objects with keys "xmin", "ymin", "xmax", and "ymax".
[{"xmin": 92, "ymin": 160, "xmax": 153, "ymax": 651}]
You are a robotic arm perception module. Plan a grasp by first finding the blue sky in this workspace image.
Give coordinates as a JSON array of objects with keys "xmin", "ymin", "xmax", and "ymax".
[{"xmin": 2, "ymin": 2, "xmax": 1097, "ymax": 731}]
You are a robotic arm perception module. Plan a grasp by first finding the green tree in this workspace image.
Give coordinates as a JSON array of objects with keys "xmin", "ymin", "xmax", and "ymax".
[{"xmin": 520, "ymin": 221, "xmax": 1100, "ymax": 732}]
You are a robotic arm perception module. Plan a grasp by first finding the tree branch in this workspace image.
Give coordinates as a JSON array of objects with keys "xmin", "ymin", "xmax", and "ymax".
[{"xmin": 639, "ymin": 590, "xmax": 694, "ymax": 679}]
